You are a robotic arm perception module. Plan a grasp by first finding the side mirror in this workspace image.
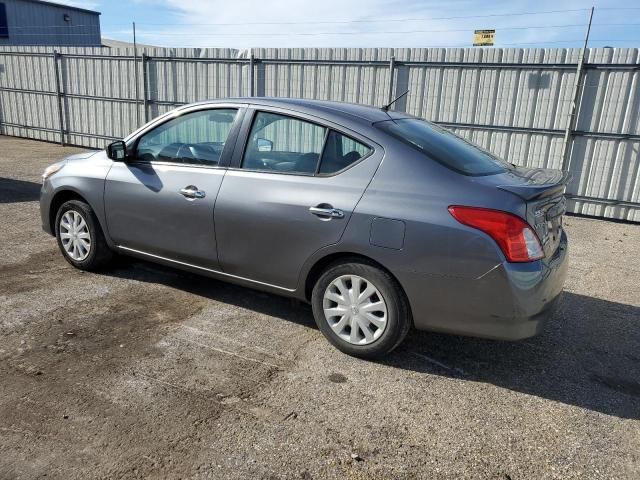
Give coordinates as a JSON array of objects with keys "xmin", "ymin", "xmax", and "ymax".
[
  {"xmin": 257, "ymin": 138, "xmax": 273, "ymax": 152},
  {"xmin": 106, "ymin": 140, "xmax": 127, "ymax": 161}
]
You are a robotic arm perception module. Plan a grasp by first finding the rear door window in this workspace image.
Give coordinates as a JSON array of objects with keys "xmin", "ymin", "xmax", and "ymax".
[
  {"xmin": 242, "ymin": 112, "xmax": 326, "ymax": 174},
  {"xmin": 376, "ymin": 118, "xmax": 510, "ymax": 176}
]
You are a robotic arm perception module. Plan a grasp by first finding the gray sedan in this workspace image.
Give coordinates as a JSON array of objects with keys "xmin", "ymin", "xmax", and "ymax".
[{"xmin": 40, "ymin": 98, "xmax": 568, "ymax": 358}]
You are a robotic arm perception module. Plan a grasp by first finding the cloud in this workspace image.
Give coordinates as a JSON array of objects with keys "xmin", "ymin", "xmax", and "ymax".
[{"xmin": 110, "ymin": 0, "xmax": 615, "ymax": 48}]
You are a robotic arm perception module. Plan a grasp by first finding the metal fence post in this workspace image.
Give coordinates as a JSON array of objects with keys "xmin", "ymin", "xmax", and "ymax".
[
  {"xmin": 142, "ymin": 53, "xmax": 149, "ymax": 123},
  {"xmin": 249, "ymin": 50, "xmax": 254, "ymax": 97},
  {"xmin": 52, "ymin": 50, "xmax": 65, "ymax": 146},
  {"xmin": 255, "ymin": 56, "xmax": 266, "ymax": 97},
  {"xmin": 133, "ymin": 22, "xmax": 140, "ymax": 127},
  {"xmin": 387, "ymin": 56, "xmax": 396, "ymax": 104},
  {"xmin": 560, "ymin": 7, "xmax": 594, "ymax": 171}
]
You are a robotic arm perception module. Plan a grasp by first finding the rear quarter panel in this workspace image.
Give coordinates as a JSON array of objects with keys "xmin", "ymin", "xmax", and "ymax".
[
  {"xmin": 348, "ymin": 141, "xmax": 523, "ymax": 278},
  {"xmin": 298, "ymin": 140, "xmax": 527, "ymax": 329}
]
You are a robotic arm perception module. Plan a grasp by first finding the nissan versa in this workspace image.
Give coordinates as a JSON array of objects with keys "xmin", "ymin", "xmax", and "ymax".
[{"xmin": 40, "ymin": 98, "xmax": 569, "ymax": 358}]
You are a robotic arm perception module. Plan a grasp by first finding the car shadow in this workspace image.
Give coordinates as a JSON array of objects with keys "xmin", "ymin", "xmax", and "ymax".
[
  {"xmin": 105, "ymin": 259, "xmax": 640, "ymax": 420},
  {"xmin": 105, "ymin": 259, "xmax": 316, "ymax": 328},
  {"xmin": 0, "ymin": 177, "xmax": 41, "ymax": 203},
  {"xmin": 386, "ymin": 292, "xmax": 640, "ymax": 420}
]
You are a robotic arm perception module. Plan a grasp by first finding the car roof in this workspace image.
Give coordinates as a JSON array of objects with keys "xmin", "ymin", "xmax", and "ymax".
[{"xmin": 185, "ymin": 97, "xmax": 410, "ymax": 126}]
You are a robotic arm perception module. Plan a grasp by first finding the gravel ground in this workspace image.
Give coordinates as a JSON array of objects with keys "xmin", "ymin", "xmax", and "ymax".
[{"xmin": 0, "ymin": 135, "xmax": 639, "ymax": 480}]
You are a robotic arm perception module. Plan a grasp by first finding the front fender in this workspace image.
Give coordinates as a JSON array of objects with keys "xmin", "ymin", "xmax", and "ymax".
[{"xmin": 40, "ymin": 152, "xmax": 114, "ymax": 246}]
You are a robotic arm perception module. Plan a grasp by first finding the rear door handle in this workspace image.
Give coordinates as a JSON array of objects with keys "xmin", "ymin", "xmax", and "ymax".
[
  {"xmin": 180, "ymin": 185, "xmax": 206, "ymax": 199},
  {"xmin": 309, "ymin": 206, "xmax": 344, "ymax": 219}
]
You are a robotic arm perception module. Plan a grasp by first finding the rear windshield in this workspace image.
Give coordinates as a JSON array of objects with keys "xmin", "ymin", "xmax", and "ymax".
[{"xmin": 375, "ymin": 118, "xmax": 510, "ymax": 176}]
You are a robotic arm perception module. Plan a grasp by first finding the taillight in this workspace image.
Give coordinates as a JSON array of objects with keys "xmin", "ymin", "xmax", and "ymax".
[{"xmin": 448, "ymin": 206, "xmax": 544, "ymax": 263}]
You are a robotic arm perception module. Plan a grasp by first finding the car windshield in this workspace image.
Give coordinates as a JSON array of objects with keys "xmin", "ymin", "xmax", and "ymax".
[{"xmin": 375, "ymin": 118, "xmax": 511, "ymax": 176}]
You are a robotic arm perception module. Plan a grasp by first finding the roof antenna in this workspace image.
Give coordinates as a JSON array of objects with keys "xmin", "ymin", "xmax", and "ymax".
[{"xmin": 381, "ymin": 89, "xmax": 409, "ymax": 112}]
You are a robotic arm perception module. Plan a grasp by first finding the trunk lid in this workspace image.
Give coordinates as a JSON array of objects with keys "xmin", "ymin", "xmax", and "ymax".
[
  {"xmin": 482, "ymin": 166, "xmax": 569, "ymax": 259},
  {"xmin": 496, "ymin": 167, "xmax": 569, "ymax": 202}
]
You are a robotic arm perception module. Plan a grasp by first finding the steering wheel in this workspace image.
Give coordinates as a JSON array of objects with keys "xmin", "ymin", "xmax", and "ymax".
[
  {"xmin": 176, "ymin": 143, "xmax": 220, "ymax": 165},
  {"xmin": 176, "ymin": 143, "xmax": 197, "ymax": 162}
]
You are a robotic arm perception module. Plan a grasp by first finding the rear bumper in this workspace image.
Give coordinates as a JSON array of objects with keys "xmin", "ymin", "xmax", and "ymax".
[{"xmin": 402, "ymin": 229, "xmax": 569, "ymax": 340}]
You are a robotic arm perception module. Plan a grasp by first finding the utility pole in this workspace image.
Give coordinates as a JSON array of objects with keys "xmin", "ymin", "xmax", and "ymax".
[{"xmin": 561, "ymin": 6, "xmax": 594, "ymax": 171}]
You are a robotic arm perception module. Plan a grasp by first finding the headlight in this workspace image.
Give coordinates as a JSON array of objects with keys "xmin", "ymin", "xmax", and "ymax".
[{"xmin": 42, "ymin": 163, "xmax": 64, "ymax": 182}]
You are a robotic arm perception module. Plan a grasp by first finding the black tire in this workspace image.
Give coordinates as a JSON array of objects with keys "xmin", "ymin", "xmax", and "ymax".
[
  {"xmin": 54, "ymin": 199, "xmax": 113, "ymax": 271},
  {"xmin": 311, "ymin": 261, "xmax": 411, "ymax": 359}
]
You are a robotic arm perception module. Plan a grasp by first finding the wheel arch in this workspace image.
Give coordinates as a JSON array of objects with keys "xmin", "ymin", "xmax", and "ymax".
[
  {"xmin": 49, "ymin": 189, "xmax": 94, "ymax": 234},
  {"xmin": 303, "ymin": 252, "xmax": 413, "ymax": 322}
]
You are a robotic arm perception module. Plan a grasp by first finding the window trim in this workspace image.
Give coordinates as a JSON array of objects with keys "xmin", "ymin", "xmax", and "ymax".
[
  {"xmin": 125, "ymin": 104, "xmax": 246, "ymax": 169},
  {"xmin": 314, "ymin": 129, "xmax": 331, "ymax": 175},
  {"xmin": 233, "ymin": 106, "xmax": 376, "ymax": 178}
]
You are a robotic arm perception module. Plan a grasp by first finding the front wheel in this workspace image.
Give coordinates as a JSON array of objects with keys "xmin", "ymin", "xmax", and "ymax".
[
  {"xmin": 311, "ymin": 261, "xmax": 411, "ymax": 359},
  {"xmin": 55, "ymin": 199, "xmax": 113, "ymax": 271}
]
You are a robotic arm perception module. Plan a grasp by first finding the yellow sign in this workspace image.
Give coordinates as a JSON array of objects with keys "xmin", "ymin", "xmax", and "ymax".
[{"xmin": 474, "ymin": 29, "xmax": 495, "ymax": 46}]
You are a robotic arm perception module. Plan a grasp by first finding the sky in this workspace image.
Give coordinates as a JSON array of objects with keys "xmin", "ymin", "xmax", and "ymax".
[{"xmin": 59, "ymin": 0, "xmax": 639, "ymax": 49}]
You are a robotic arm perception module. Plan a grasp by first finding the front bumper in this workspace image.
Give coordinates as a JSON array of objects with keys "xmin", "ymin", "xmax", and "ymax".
[
  {"xmin": 402, "ymin": 229, "xmax": 569, "ymax": 340},
  {"xmin": 40, "ymin": 180, "xmax": 55, "ymax": 236}
]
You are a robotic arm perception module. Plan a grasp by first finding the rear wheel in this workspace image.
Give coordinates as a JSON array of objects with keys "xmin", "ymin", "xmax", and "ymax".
[
  {"xmin": 311, "ymin": 261, "xmax": 411, "ymax": 358},
  {"xmin": 55, "ymin": 200, "xmax": 113, "ymax": 271}
]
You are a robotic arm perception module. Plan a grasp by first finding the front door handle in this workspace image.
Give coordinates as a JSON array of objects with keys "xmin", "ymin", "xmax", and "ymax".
[
  {"xmin": 309, "ymin": 205, "xmax": 344, "ymax": 219},
  {"xmin": 180, "ymin": 185, "xmax": 206, "ymax": 199}
]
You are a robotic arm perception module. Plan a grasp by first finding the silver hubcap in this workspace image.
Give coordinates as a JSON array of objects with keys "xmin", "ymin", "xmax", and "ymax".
[
  {"xmin": 323, "ymin": 275, "xmax": 388, "ymax": 345},
  {"xmin": 59, "ymin": 210, "xmax": 91, "ymax": 261}
]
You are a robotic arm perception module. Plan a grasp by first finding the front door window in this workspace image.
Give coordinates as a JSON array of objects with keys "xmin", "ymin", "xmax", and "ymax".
[{"xmin": 136, "ymin": 109, "xmax": 238, "ymax": 166}]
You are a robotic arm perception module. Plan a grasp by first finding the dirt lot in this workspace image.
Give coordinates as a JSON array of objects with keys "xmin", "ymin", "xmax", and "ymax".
[{"xmin": 0, "ymin": 135, "xmax": 639, "ymax": 480}]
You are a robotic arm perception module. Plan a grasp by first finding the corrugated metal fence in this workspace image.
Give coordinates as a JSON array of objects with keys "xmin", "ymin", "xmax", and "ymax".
[{"xmin": 0, "ymin": 46, "xmax": 638, "ymax": 221}]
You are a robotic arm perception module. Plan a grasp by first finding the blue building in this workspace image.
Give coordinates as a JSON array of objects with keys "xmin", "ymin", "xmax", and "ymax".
[{"xmin": 0, "ymin": 0, "xmax": 101, "ymax": 46}]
